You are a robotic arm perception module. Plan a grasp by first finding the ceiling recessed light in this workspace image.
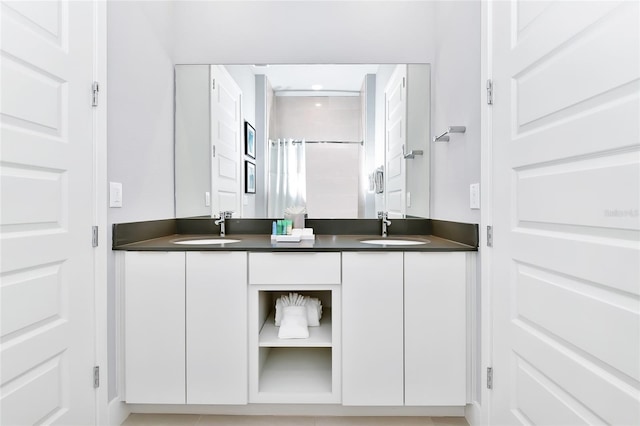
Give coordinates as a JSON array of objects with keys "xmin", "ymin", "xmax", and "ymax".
[
  {"xmin": 311, "ymin": 84, "xmax": 323, "ymax": 90},
  {"xmin": 315, "ymin": 103, "xmax": 322, "ymax": 107}
]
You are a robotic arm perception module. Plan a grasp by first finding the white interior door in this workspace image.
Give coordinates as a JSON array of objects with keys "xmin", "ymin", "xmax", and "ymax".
[
  {"xmin": 490, "ymin": 1, "xmax": 640, "ymax": 424},
  {"xmin": 385, "ymin": 65, "xmax": 407, "ymax": 218},
  {"xmin": 1, "ymin": 1, "xmax": 97, "ymax": 424},
  {"xmin": 210, "ymin": 65, "xmax": 242, "ymax": 217}
]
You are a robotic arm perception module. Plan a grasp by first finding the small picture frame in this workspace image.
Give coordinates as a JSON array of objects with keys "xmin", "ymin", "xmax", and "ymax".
[
  {"xmin": 245, "ymin": 161, "xmax": 256, "ymax": 194},
  {"xmin": 245, "ymin": 121, "xmax": 256, "ymax": 159}
]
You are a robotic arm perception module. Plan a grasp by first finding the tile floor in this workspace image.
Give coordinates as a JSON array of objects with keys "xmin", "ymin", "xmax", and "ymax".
[{"xmin": 121, "ymin": 414, "xmax": 468, "ymax": 426}]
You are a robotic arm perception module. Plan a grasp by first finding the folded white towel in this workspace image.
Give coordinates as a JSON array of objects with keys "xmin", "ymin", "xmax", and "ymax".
[{"xmin": 278, "ymin": 306, "xmax": 309, "ymax": 339}]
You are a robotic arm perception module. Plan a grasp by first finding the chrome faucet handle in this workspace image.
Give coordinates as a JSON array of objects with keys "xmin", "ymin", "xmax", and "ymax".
[
  {"xmin": 377, "ymin": 211, "xmax": 386, "ymax": 219},
  {"xmin": 223, "ymin": 211, "xmax": 233, "ymax": 219}
]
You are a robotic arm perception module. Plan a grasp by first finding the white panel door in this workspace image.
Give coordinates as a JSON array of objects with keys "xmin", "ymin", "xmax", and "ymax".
[
  {"xmin": 342, "ymin": 252, "xmax": 404, "ymax": 406},
  {"xmin": 186, "ymin": 251, "xmax": 247, "ymax": 404},
  {"xmin": 491, "ymin": 1, "xmax": 640, "ymax": 424},
  {"xmin": 211, "ymin": 65, "xmax": 242, "ymax": 217},
  {"xmin": 0, "ymin": 1, "xmax": 97, "ymax": 425},
  {"xmin": 385, "ymin": 65, "xmax": 407, "ymax": 218}
]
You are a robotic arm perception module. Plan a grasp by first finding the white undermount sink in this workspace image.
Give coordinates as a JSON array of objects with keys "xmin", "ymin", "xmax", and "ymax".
[
  {"xmin": 171, "ymin": 238, "xmax": 241, "ymax": 245},
  {"xmin": 360, "ymin": 238, "xmax": 430, "ymax": 246}
]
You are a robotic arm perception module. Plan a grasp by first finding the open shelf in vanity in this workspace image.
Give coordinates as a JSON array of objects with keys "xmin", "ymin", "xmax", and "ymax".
[{"xmin": 248, "ymin": 253, "xmax": 341, "ymax": 404}]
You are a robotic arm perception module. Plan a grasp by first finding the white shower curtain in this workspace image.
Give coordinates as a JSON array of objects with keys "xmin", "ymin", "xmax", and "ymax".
[{"xmin": 268, "ymin": 138, "xmax": 307, "ymax": 217}]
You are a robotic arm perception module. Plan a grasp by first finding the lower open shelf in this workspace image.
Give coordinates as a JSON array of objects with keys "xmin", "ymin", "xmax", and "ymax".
[{"xmin": 258, "ymin": 347, "xmax": 332, "ymax": 397}]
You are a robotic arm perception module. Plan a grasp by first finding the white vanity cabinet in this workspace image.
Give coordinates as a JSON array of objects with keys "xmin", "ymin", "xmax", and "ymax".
[
  {"xmin": 123, "ymin": 251, "xmax": 247, "ymax": 405},
  {"xmin": 186, "ymin": 251, "xmax": 247, "ymax": 404},
  {"xmin": 124, "ymin": 252, "xmax": 186, "ymax": 403},
  {"xmin": 122, "ymin": 247, "xmax": 469, "ymax": 409},
  {"xmin": 342, "ymin": 252, "xmax": 405, "ymax": 405},
  {"xmin": 342, "ymin": 251, "xmax": 467, "ymax": 407}
]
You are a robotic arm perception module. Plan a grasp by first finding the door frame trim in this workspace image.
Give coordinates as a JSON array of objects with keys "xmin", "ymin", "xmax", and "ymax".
[
  {"xmin": 93, "ymin": 1, "xmax": 109, "ymax": 424},
  {"xmin": 470, "ymin": 0, "xmax": 494, "ymax": 425}
]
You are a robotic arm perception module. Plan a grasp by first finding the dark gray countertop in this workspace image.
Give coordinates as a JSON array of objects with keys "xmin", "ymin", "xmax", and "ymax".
[
  {"xmin": 113, "ymin": 233, "xmax": 476, "ymax": 252},
  {"xmin": 112, "ymin": 218, "xmax": 478, "ymax": 252}
]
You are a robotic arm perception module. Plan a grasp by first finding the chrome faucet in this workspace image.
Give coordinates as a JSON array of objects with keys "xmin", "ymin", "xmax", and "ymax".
[
  {"xmin": 378, "ymin": 211, "xmax": 391, "ymax": 237},
  {"xmin": 215, "ymin": 211, "xmax": 233, "ymax": 236}
]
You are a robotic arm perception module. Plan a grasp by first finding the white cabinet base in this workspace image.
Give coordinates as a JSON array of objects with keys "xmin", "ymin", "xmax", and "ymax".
[
  {"xmin": 186, "ymin": 252, "xmax": 247, "ymax": 405},
  {"xmin": 405, "ymin": 252, "xmax": 467, "ymax": 406},
  {"xmin": 124, "ymin": 252, "xmax": 185, "ymax": 404}
]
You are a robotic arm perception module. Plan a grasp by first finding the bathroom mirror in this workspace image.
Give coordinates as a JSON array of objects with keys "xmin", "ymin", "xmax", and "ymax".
[{"xmin": 174, "ymin": 64, "xmax": 430, "ymax": 219}]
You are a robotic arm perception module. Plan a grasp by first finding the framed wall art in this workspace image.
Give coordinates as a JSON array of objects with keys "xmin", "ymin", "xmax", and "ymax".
[
  {"xmin": 245, "ymin": 121, "xmax": 256, "ymax": 159},
  {"xmin": 245, "ymin": 161, "xmax": 256, "ymax": 193}
]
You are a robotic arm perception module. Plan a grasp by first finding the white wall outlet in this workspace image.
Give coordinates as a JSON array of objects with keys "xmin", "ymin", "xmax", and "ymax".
[
  {"xmin": 470, "ymin": 183, "xmax": 480, "ymax": 209},
  {"xmin": 109, "ymin": 182, "xmax": 123, "ymax": 208},
  {"xmin": 205, "ymin": 191, "xmax": 211, "ymax": 207}
]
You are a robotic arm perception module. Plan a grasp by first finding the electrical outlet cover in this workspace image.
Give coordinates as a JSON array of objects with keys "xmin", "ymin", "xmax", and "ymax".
[
  {"xmin": 110, "ymin": 182, "xmax": 122, "ymax": 208},
  {"xmin": 470, "ymin": 183, "xmax": 480, "ymax": 209}
]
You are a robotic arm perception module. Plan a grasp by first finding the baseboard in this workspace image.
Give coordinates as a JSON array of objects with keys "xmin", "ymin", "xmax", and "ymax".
[
  {"xmin": 465, "ymin": 401, "xmax": 483, "ymax": 426},
  {"xmin": 109, "ymin": 398, "xmax": 131, "ymax": 426},
  {"xmin": 127, "ymin": 404, "xmax": 465, "ymax": 417}
]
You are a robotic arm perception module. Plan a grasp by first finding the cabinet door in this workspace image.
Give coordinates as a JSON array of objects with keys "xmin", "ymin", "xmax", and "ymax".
[
  {"xmin": 342, "ymin": 252, "xmax": 404, "ymax": 406},
  {"xmin": 186, "ymin": 252, "xmax": 247, "ymax": 404},
  {"xmin": 404, "ymin": 252, "xmax": 466, "ymax": 405},
  {"xmin": 125, "ymin": 252, "xmax": 185, "ymax": 403}
]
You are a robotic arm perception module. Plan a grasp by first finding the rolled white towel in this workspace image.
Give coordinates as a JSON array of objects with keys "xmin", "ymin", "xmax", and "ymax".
[
  {"xmin": 275, "ymin": 292, "xmax": 309, "ymax": 326},
  {"xmin": 278, "ymin": 305, "xmax": 309, "ymax": 339},
  {"xmin": 304, "ymin": 296, "xmax": 322, "ymax": 326},
  {"xmin": 275, "ymin": 297, "xmax": 283, "ymax": 326}
]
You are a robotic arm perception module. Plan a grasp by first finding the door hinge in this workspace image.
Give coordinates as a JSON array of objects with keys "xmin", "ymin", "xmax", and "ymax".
[
  {"xmin": 92, "ymin": 226, "xmax": 99, "ymax": 247},
  {"xmin": 486, "ymin": 79, "xmax": 493, "ymax": 105},
  {"xmin": 212, "ymin": 145, "xmax": 216, "ymax": 158},
  {"xmin": 487, "ymin": 225, "xmax": 493, "ymax": 247},
  {"xmin": 92, "ymin": 81, "xmax": 99, "ymax": 107},
  {"xmin": 402, "ymin": 77, "xmax": 406, "ymax": 88},
  {"xmin": 212, "ymin": 78, "xmax": 216, "ymax": 90},
  {"xmin": 93, "ymin": 366, "xmax": 100, "ymax": 388},
  {"xmin": 487, "ymin": 367, "xmax": 493, "ymax": 389}
]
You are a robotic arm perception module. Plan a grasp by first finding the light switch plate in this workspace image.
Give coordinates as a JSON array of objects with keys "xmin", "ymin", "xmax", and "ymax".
[
  {"xmin": 470, "ymin": 183, "xmax": 480, "ymax": 209},
  {"xmin": 109, "ymin": 182, "xmax": 122, "ymax": 208},
  {"xmin": 205, "ymin": 191, "xmax": 211, "ymax": 207}
]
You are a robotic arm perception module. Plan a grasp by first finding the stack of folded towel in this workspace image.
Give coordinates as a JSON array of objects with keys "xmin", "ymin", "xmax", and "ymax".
[{"xmin": 275, "ymin": 292, "xmax": 323, "ymax": 339}]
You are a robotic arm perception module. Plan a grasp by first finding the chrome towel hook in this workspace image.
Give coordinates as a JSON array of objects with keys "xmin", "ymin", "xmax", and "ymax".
[{"xmin": 433, "ymin": 126, "xmax": 466, "ymax": 142}]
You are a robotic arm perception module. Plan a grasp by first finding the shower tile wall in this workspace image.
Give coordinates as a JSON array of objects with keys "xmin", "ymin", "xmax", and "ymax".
[
  {"xmin": 273, "ymin": 96, "xmax": 363, "ymax": 218},
  {"xmin": 274, "ymin": 96, "xmax": 362, "ymax": 142}
]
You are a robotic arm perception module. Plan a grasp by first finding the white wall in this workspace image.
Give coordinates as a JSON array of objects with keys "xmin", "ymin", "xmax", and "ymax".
[
  {"xmin": 107, "ymin": 0, "xmax": 176, "ymax": 400},
  {"xmin": 431, "ymin": 1, "xmax": 481, "ymax": 224},
  {"xmin": 430, "ymin": 0, "xmax": 482, "ymax": 411},
  {"xmin": 171, "ymin": 1, "xmax": 435, "ymax": 64}
]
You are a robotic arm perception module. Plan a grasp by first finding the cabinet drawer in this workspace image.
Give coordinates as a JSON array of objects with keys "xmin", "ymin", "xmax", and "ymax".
[{"xmin": 249, "ymin": 252, "xmax": 341, "ymax": 285}]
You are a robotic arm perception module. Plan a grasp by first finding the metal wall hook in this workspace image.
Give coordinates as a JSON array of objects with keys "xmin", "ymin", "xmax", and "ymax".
[
  {"xmin": 402, "ymin": 145, "xmax": 424, "ymax": 159},
  {"xmin": 433, "ymin": 126, "xmax": 466, "ymax": 142}
]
